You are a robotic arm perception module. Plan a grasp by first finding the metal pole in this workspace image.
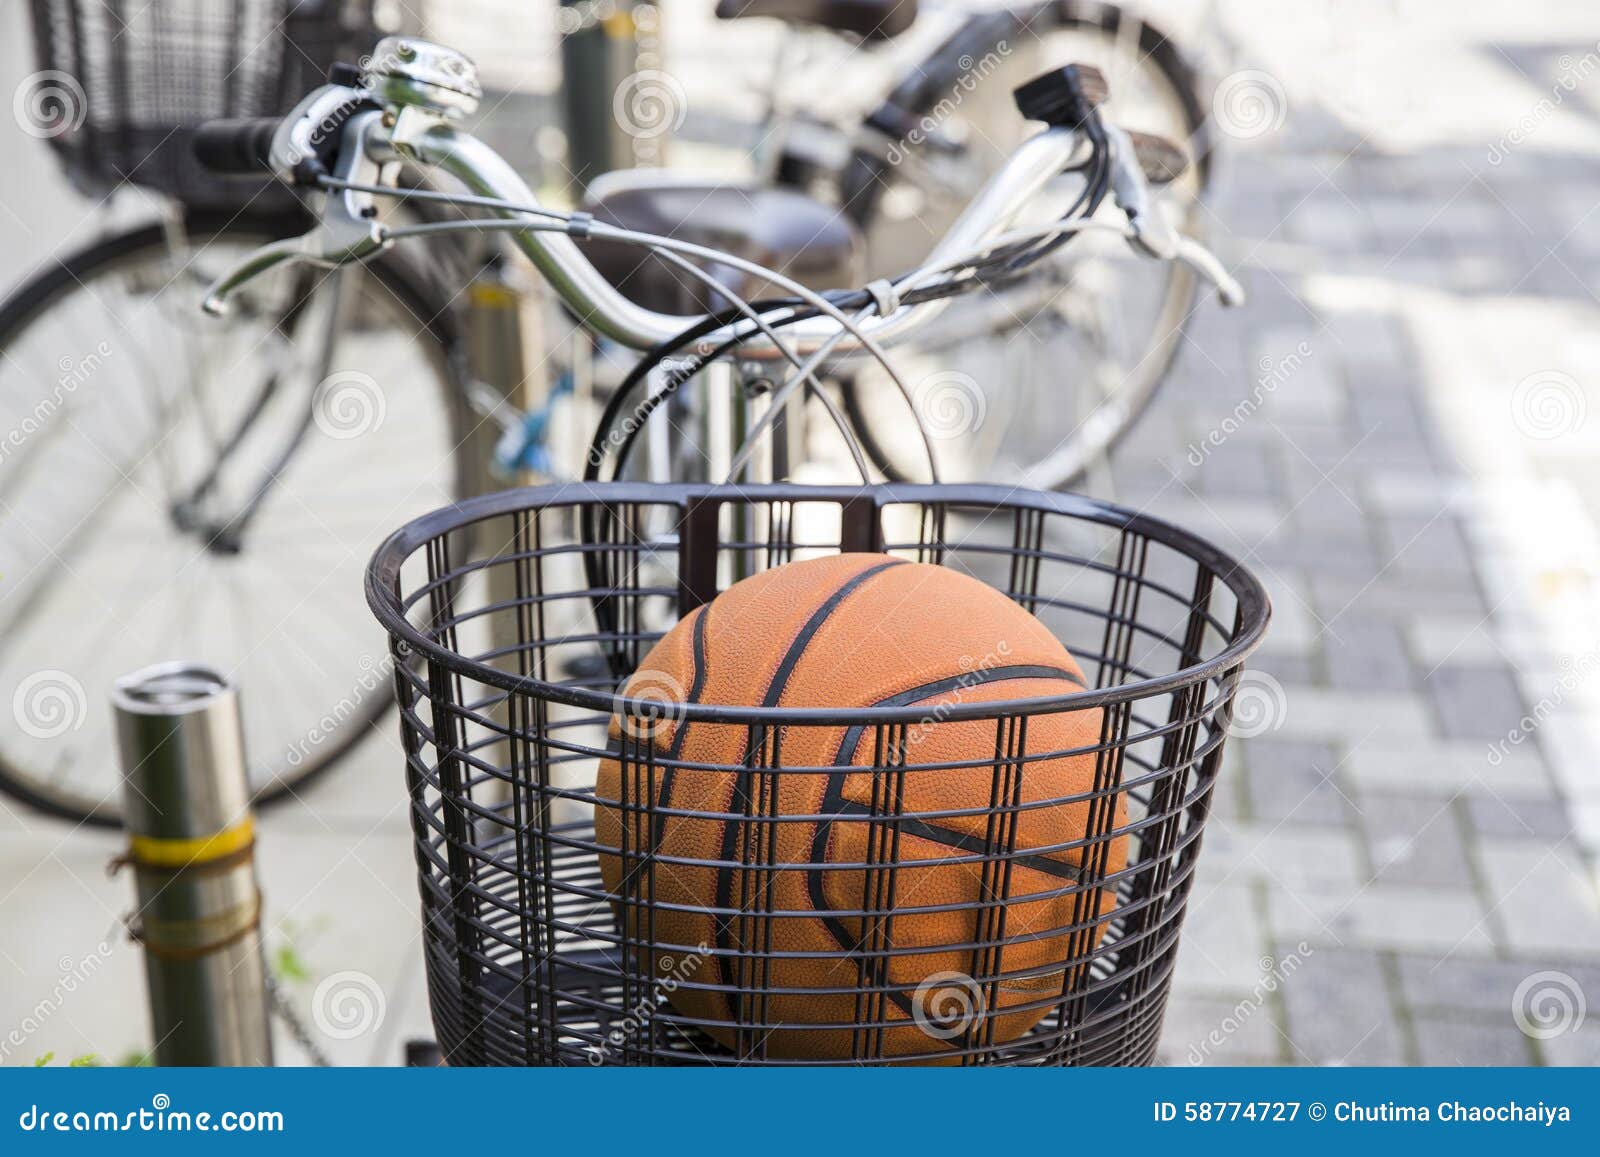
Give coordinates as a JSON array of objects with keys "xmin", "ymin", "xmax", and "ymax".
[
  {"xmin": 112, "ymin": 662, "xmax": 273, "ymax": 1067},
  {"xmin": 560, "ymin": 0, "xmax": 649, "ymax": 188}
]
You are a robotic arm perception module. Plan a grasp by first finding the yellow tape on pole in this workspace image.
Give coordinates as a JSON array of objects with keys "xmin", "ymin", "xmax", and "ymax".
[{"xmin": 128, "ymin": 816, "xmax": 255, "ymax": 869}]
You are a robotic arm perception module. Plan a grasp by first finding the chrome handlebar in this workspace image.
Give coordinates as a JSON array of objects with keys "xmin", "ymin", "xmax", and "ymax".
[{"xmin": 199, "ymin": 39, "xmax": 1244, "ymax": 357}]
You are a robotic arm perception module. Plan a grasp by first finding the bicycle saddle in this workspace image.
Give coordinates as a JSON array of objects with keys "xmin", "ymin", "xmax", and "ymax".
[
  {"xmin": 715, "ymin": 0, "xmax": 917, "ymax": 41},
  {"xmin": 580, "ymin": 172, "xmax": 863, "ymax": 315}
]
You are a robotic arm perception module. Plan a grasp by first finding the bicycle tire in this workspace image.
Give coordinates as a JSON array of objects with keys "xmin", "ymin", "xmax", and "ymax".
[
  {"xmin": 837, "ymin": 0, "xmax": 1210, "ymax": 489},
  {"xmin": 0, "ymin": 210, "xmax": 472, "ymax": 827}
]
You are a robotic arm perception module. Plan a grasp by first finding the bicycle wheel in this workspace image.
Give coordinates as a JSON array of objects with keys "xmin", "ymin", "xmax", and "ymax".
[
  {"xmin": 0, "ymin": 211, "xmax": 471, "ymax": 825},
  {"xmin": 838, "ymin": 0, "xmax": 1208, "ymax": 488}
]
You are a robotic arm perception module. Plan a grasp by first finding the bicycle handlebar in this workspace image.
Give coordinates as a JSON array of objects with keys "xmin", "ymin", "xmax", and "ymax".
[
  {"xmin": 194, "ymin": 38, "xmax": 1243, "ymax": 357},
  {"xmin": 192, "ymin": 117, "xmax": 281, "ymax": 176}
]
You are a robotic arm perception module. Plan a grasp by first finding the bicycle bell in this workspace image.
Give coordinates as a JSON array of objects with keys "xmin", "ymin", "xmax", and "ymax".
[{"xmin": 361, "ymin": 37, "xmax": 483, "ymax": 119}]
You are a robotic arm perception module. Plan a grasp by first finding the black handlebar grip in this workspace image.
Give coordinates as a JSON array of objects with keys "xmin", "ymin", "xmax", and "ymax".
[{"xmin": 192, "ymin": 117, "xmax": 281, "ymax": 176}]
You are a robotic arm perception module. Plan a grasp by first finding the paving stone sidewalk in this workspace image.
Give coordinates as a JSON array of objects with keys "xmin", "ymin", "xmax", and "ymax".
[{"xmin": 1132, "ymin": 31, "xmax": 1600, "ymax": 1064}]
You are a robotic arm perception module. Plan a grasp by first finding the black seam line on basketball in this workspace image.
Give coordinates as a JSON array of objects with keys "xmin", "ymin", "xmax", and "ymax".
[
  {"xmin": 613, "ymin": 604, "xmax": 708, "ymax": 903},
  {"xmin": 650, "ymin": 604, "xmax": 710, "ymax": 851},
  {"xmin": 805, "ymin": 664, "xmax": 1089, "ymax": 1022},
  {"xmin": 712, "ymin": 557, "xmax": 909, "ymax": 1028}
]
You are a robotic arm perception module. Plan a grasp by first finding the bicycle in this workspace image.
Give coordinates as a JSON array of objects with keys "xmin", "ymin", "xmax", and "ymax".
[
  {"xmin": 716, "ymin": 0, "xmax": 1213, "ymax": 487},
  {"xmin": 192, "ymin": 35, "xmax": 1265, "ymax": 1065},
  {"xmin": 0, "ymin": 0, "xmax": 486, "ymax": 826}
]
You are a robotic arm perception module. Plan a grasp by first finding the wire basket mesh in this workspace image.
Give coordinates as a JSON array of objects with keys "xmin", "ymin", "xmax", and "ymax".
[
  {"xmin": 366, "ymin": 482, "xmax": 1270, "ymax": 1066},
  {"xmin": 27, "ymin": 0, "xmax": 379, "ymax": 207}
]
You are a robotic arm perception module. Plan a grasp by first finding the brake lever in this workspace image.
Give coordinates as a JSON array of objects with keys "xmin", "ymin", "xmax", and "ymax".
[
  {"xmin": 1105, "ymin": 124, "xmax": 1179, "ymax": 261},
  {"xmin": 201, "ymin": 108, "xmax": 395, "ymax": 316},
  {"xmin": 1176, "ymin": 236, "xmax": 1245, "ymax": 307},
  {"xmin": 1101, "ymin": 123, "xmax": 1244, "ymax": 307}
]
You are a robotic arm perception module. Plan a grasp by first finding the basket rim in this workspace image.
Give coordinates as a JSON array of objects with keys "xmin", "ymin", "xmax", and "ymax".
[{"xmin": 364, "ymin": 481, "xmax": 1271, "ymax": 725}]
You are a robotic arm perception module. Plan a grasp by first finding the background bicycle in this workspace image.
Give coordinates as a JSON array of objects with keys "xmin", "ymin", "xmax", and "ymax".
[
  {"xmin": 0, "ymin": 0, "xmax": 1208, "ymax": 826},
  {"xmin": 1, "ymin": 0, "xmax": 1599, "ymax": 1067}
]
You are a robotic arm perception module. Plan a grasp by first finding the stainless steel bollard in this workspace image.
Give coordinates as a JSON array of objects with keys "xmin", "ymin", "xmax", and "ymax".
[{"xmin": 112, "ymin": 662, "xmax": 273, "ymax": 1066}]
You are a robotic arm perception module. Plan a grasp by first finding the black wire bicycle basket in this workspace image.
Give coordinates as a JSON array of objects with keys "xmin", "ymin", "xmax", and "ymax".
[
  {"xmin": 27, "ymin": 0, "xmax": 380, "ymax": 208},
  {"xmin": 366, "ymin": 481, "xmax": 1269, "ymax": 1066}
]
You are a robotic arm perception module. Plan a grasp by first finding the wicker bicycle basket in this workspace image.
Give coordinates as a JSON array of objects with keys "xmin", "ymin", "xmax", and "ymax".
[
  {"xmin": 365, "ymin": 481, "xmax": 1270, "ymax": 1066},
  {"xmin": 27, "ymin": 0, "xmax": 379, "ymax": 207}
]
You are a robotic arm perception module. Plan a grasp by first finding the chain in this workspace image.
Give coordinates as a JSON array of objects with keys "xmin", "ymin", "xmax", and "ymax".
[{"xmin": 265, "ymin": 973, "xmax": 334, "ymax": 1067}]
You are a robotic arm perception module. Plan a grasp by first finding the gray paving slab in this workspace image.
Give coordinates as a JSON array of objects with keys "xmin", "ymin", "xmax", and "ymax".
[
  {"xmin": 1413, "ymin": 1016, "xmax": 1537, "ymax": 1065},
  {"xmin": 1360, "ymin": 795, "xmax": 1475, "ymax": 888},
  {"xmin": 1276, "ymin": 946, "xmax": 1408, "ymax": 1065}
]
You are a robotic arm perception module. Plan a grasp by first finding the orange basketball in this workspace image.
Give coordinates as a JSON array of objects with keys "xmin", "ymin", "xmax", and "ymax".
[{"xmin": 594, "ymin": 553, "xmax": 1126, "ymax": 1062}]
